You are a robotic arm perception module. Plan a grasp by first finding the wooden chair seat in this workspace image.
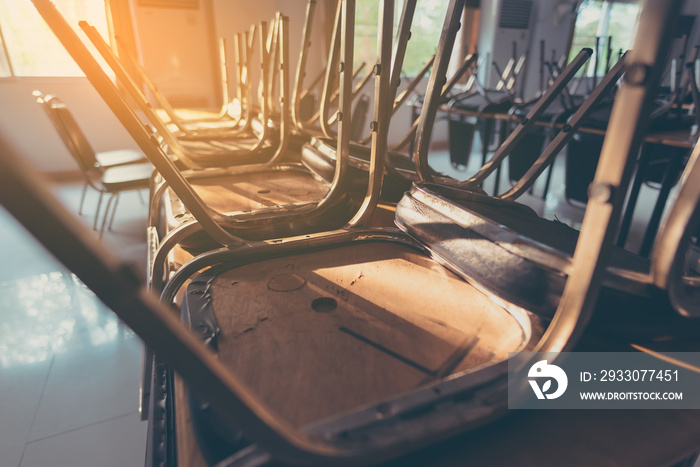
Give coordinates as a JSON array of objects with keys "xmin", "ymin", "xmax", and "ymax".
[
  {"xmin": 181, "ymin": 240, "xmax": 541, "ymax": 463},
  {"xmin": 396, "ymin": 183, "xmax": 652, "ymax": 318},
  {"xmin": 94, "ymin": 148, "xmax": 147, "ymax": 167},
  {"xmin": 100, "ymin": 162, "xmax": 154, "ymax": 190},
  {"xmin": 158, "ymin": 166, "xmax": 360, "ymax": 251},
  {"xmin": 172, "ymin": 135, "xmax": 278, "ymax": 167},
  {"xmin": 300, "ymin": 137, "xmax": 414, "ymax": 201},
  {"xmin": 164, "ymin": 169, "xmax": 329, "ymax": 221}
]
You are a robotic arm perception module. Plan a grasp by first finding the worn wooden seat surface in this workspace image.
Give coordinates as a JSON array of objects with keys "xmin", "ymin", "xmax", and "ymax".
[
  {"xmin": 460, "ymin": 197, "xmax": 650, "ymax": 274},
  {"xmin": 164, "ymin": 170, "xmax": 330, "ymax": 232},
  {"xmin": 184, "ymin": 242, "xmax": 535, "ymax": 428},
  {"xmin": 396, "ymin": 185, "xmax": 653, "ymax": 318},
  {"xmin": 178, "ymin": 134, "xmax": 269, "ymax": 150}
]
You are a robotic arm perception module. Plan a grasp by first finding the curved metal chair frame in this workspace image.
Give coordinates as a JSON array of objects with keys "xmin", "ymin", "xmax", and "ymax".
[
  {"xmin": 301, "ymin": 0, "xmax": 462, "ymax": 196},
  {"xmin": 81, "ymin": 20, "xmax": 277, "ymax": 169},
  {"xmin": 651, "ymin": 139, "xmax": 700, "ymax": 318},
  {"xmin": 114, "ymin": 35, "xmax": 240, "ymax": 132}
]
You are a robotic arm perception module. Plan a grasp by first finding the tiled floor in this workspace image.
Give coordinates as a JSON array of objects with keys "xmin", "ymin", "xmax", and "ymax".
[
  {"xmin": 0, "ymin": 186, "xmax": 148, "ymax": 467},
  {"xmin": 0, "ymin": 140, "xmax": 687, "ymax": 467}
]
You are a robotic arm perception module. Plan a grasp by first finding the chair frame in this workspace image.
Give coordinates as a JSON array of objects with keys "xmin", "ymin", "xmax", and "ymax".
[
  {"xmin": 35, "ymin": 92, "xmax": 151, "ymax": 235},
  {"xmin": 81, "ymin": 20, "xmax": 277, "ymax": 169}
]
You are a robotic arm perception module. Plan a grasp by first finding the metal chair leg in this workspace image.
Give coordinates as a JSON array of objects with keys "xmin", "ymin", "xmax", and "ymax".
[
  {"xmin": 108, "ymin": 193, "xmax": 120, "ymax": 230},
  {"xmin": 542, "ymin": 162, "xmax": 554, "ymax": 200},
  {"xmin": 140, "ymin": 347, "xmax": 154, "ymax": 421},
  {"xmin": 93, "ymin": 191, "xmax": 104, "ymax": 230},
  {"xmin": 99, "ymin": 193, "xmax": 116, "ymax": 239},
  {"xmin": 78, "ymin": 182, "xmax": 88, "ymax": 215}
]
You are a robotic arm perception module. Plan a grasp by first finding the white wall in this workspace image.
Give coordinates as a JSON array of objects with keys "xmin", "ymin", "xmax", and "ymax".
[
  {"xmin": 132, "ymin": 1, "xmax": 219, "ymax": 108},
  {"xmin": 478, "ymin": 0, "xmax": 577, "ymax": 98},
  {"xmin": 521, "ymin": 0, "xmax": 577, "ymax": 98},
  {"xmin": 476, "ymin": 0, "xmax": 501, "ymax": 87}
]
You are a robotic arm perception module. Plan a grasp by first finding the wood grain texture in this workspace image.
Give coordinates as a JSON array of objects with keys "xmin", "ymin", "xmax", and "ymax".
[
  {"xmin": 458, "ymin": 198, "xmax": 650, "ymax": 274},
  {"xmin": 199, "ymin": 242, "xmax": 530, "ymax": 427},
  {"xmin": 165, "ymin": 170, "xmax": 330, "ymax": 230}
]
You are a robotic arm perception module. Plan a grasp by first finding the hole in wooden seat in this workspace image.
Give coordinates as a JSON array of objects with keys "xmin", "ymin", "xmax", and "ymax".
[{"xmin": 312, "ymin": 297, "xmax": 337, "ymax": 313}]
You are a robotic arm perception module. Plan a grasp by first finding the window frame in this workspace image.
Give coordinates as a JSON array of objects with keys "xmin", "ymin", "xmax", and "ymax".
[
  {"xmin": 0, "ymin": 0, "xmax": 111, "ymax": 80},
  {"xmin": 568, "ymin": 0, "xmax": 641, "ymax": 78}
]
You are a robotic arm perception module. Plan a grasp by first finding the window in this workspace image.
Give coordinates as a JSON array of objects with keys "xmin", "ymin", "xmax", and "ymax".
[
  {"xmin": 0, "ymin": 0, "xmax": 109, "ymax": 77},
  {"xmin": 568, "ymin": 0, "xmax": 640, "ymax": 77},
  {"xmin": 354, "ymin": 0, "xmax": 449, "ymax": 77}
]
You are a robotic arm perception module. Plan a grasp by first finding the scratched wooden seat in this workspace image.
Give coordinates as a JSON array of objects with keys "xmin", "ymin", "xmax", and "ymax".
[
  {"xmin": 158, "ymin": 164, "xmax": 354, "ymax": 251},
  {"xmin": 170, "ymin": 231, "xmax": 541, "ymax": 465}
]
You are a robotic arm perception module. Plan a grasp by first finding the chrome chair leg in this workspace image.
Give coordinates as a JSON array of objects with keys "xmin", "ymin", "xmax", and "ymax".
[
  {"xmin": 108, "ymin": 193, "xmax": 120, "ymax": 230},
  {"xmin": 93, "ymin": 191, "xmax": 104, "ymax": 230},
  {"xmin": 78, "ymin": 181, "xmax": 88, "ymax": 215},
  {"xmin": 99, "ymin": 193, "xmax": 116, "ymax": 239}
]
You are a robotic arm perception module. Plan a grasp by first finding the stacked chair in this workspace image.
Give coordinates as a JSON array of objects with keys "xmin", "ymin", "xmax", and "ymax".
[
  {"xmin": 78, "ymin": 7, "xmax": 357, "ymax": 282},
  {"xmin": 113, "ymin": 35, "xmax": 244, "ymax": 136},
  {"xmin": 81, "ymin": 20, "xmax": 284, "ymax": 169},
  {"xmin": 5, "ymin": 0, "xmax": 698, "ymax": 465},
  {"xmin": 444, "ymin": 42, "xmax": 528, "ymax": 173}
]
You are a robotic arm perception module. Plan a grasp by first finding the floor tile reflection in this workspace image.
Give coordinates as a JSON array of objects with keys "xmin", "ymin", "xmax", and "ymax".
[
  {"xmin": 0, "ymin": 445, "xmax": 24, "ymax": 467},
  {"xmin": 28, "ymin": 326, "xmax": 141, "ymax": 441},
  {"xmin": 0, "ymin": 360, "xmax": 51, "ymax": 451},
  {"xmin": 20, "ymin": 413, "xmax": 147, "ymax": 467}
]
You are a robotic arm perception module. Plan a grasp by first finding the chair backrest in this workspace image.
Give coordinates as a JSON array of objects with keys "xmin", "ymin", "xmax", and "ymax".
[{"xmin": 34, "ymin": 91, "xmax": 102, "ymax": 176}]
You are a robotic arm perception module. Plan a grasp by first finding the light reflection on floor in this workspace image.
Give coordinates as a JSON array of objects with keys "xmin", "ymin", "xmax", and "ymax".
[
  {"xmin": 0, "ymin": 185, "xmax": 147, "ymax": 467},
  {"xmin": 0, "ymin": 271, "xmax": 121, "ymax": 368}
]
